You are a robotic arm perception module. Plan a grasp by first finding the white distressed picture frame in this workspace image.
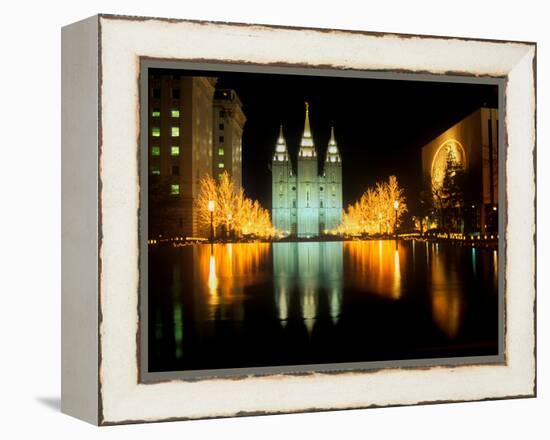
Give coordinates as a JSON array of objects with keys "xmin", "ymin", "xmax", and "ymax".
[{"xmin": 61, "ymin": 14, "xmax": 536, "ymax": 425}]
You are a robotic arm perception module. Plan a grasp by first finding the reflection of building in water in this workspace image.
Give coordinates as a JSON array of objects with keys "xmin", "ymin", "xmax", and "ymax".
[
  {"xmin": 344, "ymin": 240, "xmax": 404, "ymax": 299},
  {"xmin": 171, "ymin": 264, "xmax": 184, "ymax": 359},
  {"xmin": 421, "ymin": 107, "xmax": 498, "ymax": 234},
  {"xmin": 271, "ymin": 103, "xmax": 343, "ymax": 237},
  {"xmin": 429, "ymin": 247, "xmax": 463, "ymax": 338},
  {"xmin": 273, "ymin": 242, "xmax": 343, "ymax": 332}
]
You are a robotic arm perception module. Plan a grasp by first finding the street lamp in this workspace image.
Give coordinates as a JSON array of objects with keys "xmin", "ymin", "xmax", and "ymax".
[
  {"xmin": 208, "ymin": 200, "xmax": 215, "ymax": 243},
  {"xmin": 393, "ymin": 200, "xmax": 399, "ymax": 241},
  {"xmin": 227, "ymin": 212, "xmax": 232, "ymax": 239}
]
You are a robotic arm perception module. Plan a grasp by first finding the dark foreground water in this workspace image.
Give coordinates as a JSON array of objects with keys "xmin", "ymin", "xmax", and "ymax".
[{"xmin": 148, "ymin": 240, "xmax": 499, "ymax": 372}]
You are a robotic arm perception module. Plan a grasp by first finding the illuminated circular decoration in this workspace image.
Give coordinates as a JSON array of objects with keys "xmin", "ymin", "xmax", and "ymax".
[{"xmin": 430, "ymin": 139, "xmax": 466, "ymax": 190}]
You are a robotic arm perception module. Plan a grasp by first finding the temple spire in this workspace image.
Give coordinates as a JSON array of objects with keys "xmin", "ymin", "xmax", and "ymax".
[
  {"xmin": 304, "ymin": 102, "xmax": 311, "ymax": 137},
  {"xmin": 277, "ymin": 124, "xmax": 284, "ymax": 143},
  {"xmin": 273, "ymin": 124, "xmax": 289, "ymax": 163},
  {"xmin": 325, "ymin": 125, "xmax": 341, "ymax": 163},
  {"xmin": 299, "ymin": 102, "xmax": 316, "ymax": 157}
]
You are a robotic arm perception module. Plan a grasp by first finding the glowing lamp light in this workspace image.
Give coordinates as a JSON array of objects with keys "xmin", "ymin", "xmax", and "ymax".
[
  {"xmin": 393, "ymin": 200, "xmax": 399, "ymax": 210},
  {"xmin": 208, "ymin": 200, "xmax": 215, "ymax": 213}
]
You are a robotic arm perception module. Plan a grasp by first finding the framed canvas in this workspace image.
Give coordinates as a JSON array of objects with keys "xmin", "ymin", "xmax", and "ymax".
[{"xmin": 61, "ymin": 14, "xmax": 536, "ymax": 425}]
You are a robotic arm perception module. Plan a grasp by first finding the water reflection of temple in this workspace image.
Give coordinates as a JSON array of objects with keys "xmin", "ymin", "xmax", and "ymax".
[
  {"xmin": 150, "ymin": 239, "xmax": 498, "ymax": 369},
  {"xmin": 273, "ymin": 242, "xmax": 343, "ymax": 333}
]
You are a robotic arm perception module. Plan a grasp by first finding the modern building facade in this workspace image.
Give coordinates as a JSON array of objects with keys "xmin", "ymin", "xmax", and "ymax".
[
  {"xmin": 272, "ymin": 104, "xmax": 343, "ymax": 237},
  {"xmin": 148, "ymin": 73, "xmax": 245, "ymax": 238},
  {"xmin": 421, "ymin": 107, "xmax": 499, "ymax": 234}
]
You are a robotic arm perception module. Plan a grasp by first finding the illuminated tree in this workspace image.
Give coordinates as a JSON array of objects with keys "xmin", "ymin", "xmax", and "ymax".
[
  {"xmin": 432, "ymin": 154, "xmax": 467, "ymax": 232},
  {"xmin": 337, "ymin": 175, "xmax": 407, "ymax": 236},
  {"xmin": 195, "ymin": 173, "xmax": 221, "ymax": 234},
  {"xmin": 195, "ymin": 171, "xmax": 276, "ymax": 239},
  {"xmin": 385, "ymin": 175, "xmax": 407, "ymax": 232}
]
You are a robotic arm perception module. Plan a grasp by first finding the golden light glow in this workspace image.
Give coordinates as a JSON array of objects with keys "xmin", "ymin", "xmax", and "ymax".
[
  {"xmin": 208, "ymin": 254, "xmax": 218, "ymax": 293},
  {"xmin": 393, "ymin": 249, "xmax": 401, "ymax": 299},
  {"xmin": 337, "ymin": 175, "xmax": 407, "ymax": 235},
  {"xmin": 344, "ymin": 240, "xmax": 404, "ymax": 299},
  {"xmin": 430, "ymin": 139, "xmax": 467, "ymax": 191},
  {"xmin": 197, "ymin": 243, "xmax": 271, "ymax": 320},
  {"xmin": 430, "ymin": 249, "xmax": 462, "ymax": 338},
  {"xmin": 196, "ymin": 172, "xmax": 276, "ymax": 238}
]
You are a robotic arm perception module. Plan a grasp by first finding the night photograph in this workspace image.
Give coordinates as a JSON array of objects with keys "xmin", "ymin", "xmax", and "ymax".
[{"xmin": 145, "ymin": 67, "xmax": 500, "ymax": 373}]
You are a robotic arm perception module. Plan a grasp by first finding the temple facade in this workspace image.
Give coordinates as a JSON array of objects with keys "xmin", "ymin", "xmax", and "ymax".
[{"xmin": 271, "ymin": 103, "xmax": 343, "ymax": 237}]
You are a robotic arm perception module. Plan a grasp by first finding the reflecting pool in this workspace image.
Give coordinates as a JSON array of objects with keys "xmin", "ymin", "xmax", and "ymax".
[{"xmin": 148, "ymin": 240, "xmax": 498, "ymax": 372}]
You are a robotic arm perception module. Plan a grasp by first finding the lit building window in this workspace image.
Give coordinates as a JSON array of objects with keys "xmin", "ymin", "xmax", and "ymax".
[
  {"xmin": 218, "ymin": 173, "xmax": 223, "ymax": 180},
  {"xmin": 218, "ymin": 148, "xmax": 225, "ymax": 156},
  {"xmin": 218, "ymin": 163, "xmax": 225, "ymax": 168},
  {"xmin": 171, "ymin": 146, "xmax": 180, "ymax": 156},
  {"xmin": 152, "ymin": 127, "xmax": 160, "ymax": 137},
  {"xmin": 151, "ymin": 146, "xmax": 160, "ymax": 156},
  {"xmin": 171, "ymin": 109, "xmax": 180, "ymax": 118},
  {"xmin": 151, "ymin": 109, "xmax": 160, "ymax": 117},
  {"xmin": 171, "ymin": 184, "xmax": 180, "ymax": 195},
  {"xmin": 151, "ymin": 164, "xmax": 160, "ymax": 175},
  {"xmin": 171, "ymin": 127, "xmax": 180, "ymax": 137}
]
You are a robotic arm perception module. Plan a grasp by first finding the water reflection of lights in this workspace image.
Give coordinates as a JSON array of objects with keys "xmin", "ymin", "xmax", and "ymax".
[
  {"xmin": 302, "ymin": 288, "xmax": 317, "ymax": 334},
  {"xmin": 329, "ymin": 287, "xmax": 342, "ymax": 325},
  {"xmin": 160, "ymin": 240, "xmax": 490, "ymax": 360},
  {"xmin": 277, "ymin": 287, "xmax": 289, "ymax": 326},
  {"xmin": 173, "ymin": 303, "xmax": 183, "ymax": 359},
  {"xmin": 345, "ymin": 240, "xmax": 404, "ymax": 299},
  {"xmin": 273, "ymin": 242, "xmax": 343, "ymax": 333},
  {"xmin": 430, "ymin": 248, "xmax": 462, "ymax": 339},
  {"xmin": 171, "ymin": 265, "xmax": 184, "ymax": 358},
  {"xmin": 195, "ymin": 241, "xmax": 476, "ymax": 336},
  {"xmin": 411, "ymin": 239, "xmax": 416, "ymax": 268},
  {"xmin": 208, "ymin": 254, "xmax": 218, "ymax": 293},
  {"xmin": 200, "ymin": 243, "xmax": 270, "ymax": 320},
  {"xmin": 393, "ymin": 249, "xmax": 401, "ymax": 299}
]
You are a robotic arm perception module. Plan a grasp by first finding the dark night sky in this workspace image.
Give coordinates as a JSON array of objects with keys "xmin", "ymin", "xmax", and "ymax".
[{"xmin": 159, "ymin": 68, "xmax": 497, "ymax": 210}]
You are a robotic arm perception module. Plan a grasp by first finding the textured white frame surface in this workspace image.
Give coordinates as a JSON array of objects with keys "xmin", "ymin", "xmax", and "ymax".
[{"xmin": 97, "ymin": 15, "xmax": 536, "ymax": 424}]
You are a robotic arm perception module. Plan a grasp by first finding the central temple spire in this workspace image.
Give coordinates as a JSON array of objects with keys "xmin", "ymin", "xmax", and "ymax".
[
  {"xmin": 299, "ymin": 101, "xmax": 316, "ymax": 157},
  {"xmin": 304, "ymin": 102, "xmax": 311, "ymax": 137}
]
